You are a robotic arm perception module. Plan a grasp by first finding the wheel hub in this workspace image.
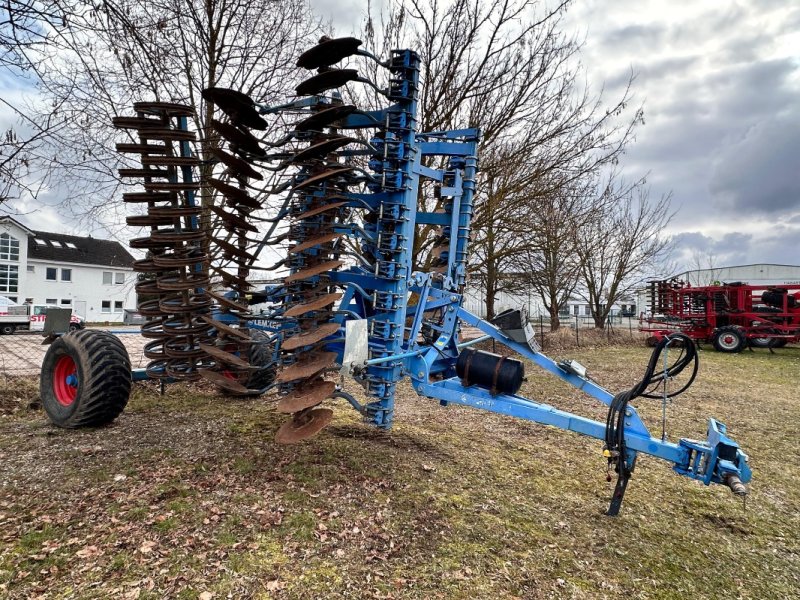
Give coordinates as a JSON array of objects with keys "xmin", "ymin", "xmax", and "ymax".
[{"xmin": 53, "ymin": 355, "xmax": 78, "ymax": 406}]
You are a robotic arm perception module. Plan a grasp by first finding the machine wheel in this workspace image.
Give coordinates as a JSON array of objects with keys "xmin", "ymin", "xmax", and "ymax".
[
  {"xmin": 712, "ymin": 326, "xmax": 745, "ymax": 353},
  {"xmin": 40, "ymin": 329, "xmax": 132, "ymax": 428},
  {"xmin": 68, "ymin": 323, "xmax": 81, "ymax": 332},
  {"xmin": 244, "ymin": 329, "xmax": 277, "ymax": 391},
  {"xmin": 0, "ymin": 324, "xmax": 15, "ymax": 335},
  {"xmin": 219, "ymin": 329, "xmax": 277, "ymax": 395}
]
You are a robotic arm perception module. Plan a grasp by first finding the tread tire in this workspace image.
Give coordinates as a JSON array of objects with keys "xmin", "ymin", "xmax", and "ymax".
[
  {"xmin": 712, "ymin": 325, "xmax": 745, "ymax": 353},
  {"xmin": 41, "ymin": 329, "xmax": 132, "ymax": 428}
]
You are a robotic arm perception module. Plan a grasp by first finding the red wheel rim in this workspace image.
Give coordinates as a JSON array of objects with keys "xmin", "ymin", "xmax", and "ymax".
[{"xmin": 53, "ymin": 355, "xmax": 78, "ymax": 406}]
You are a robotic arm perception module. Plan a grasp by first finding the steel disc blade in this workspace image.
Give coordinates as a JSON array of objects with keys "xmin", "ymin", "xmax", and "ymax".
[
  {"xmin": 211, "ymin": 119, "xmax": 266, "ymax": 156},
  {"xmin": 197, "ymin": 369, "xmax": 249, "ymax": 394},
  {"xmin": 284, "ymin": 260, "xmax": 343, "ymax": 283},
  {"xmin": 133, "ymin": 101, "xmax": 194, "ymax": 116},
  {"xmin": 275, "ymin": 408, "xmax": 334, "ymax": 444},
  {"xmin": 207, "ymin": 178, "xmax": 261, "ymax": 210},
  {"xmin": 210, "ymin": 147, "xmax": 264, "ymax": 181},
  {"xmin": 277, "ymin": 380, "xmax": 336, "ymax": 414},
  {"xmin": 289, "ymin": 137, "xmax": 355, "ymax": 163},
  {"xmin": 199, "ymin": 343, "xmax": 251, "ymax": 369},
  {"xmin": 284, "ymin": 293, "xmax": 342, "ymax": 317},
  {"xmin": 276, "ymin": 352, "xmax": 338, "ymax": 383},
  {"xmin": 282, "ymin": 322, "xmax": 340, "ymax": 351},
  {"xmin": 295, "ymin": 69, "xmax": 360, "ymax": 96},
  {"xmin": 292, "ymin": 167, "xmax": 354, "ymax": 192},
  {"xmin": 294, "ymin": 105, "xmax": 357, "ymax": 131},
  {"xmin": 203, "ymin": 87, "xmax": 267, "ymax": 130},
  {"xmin": 200, "ymin": 316, "xmax": 252, "ymax": 341},
  {"xmin": 288, "ymin": 233, "xmax": 342, "ymax": 254},
  {"xmin": 210, "ymin": 204, "xmax": 259, "ymax": 232},
  {"xmin": 294, "ymin": 201, "xmax": 348, "ymax": 220},
  {"xmin": 297, "ymin": 37, "xmax": 363, "ymax": 69}
]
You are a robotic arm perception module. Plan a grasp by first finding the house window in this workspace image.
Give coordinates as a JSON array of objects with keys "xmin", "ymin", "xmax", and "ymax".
[
  {"xmin": 0, "ymin": 233, "xmax": 19, "ymax": 261},
  {"xmin": 61, "ymin": 268, "xmax": 72, "ymax": 282},
  {"xmin": 46, "ymin": 267, "xmax": 57, "ymax": 281},
  {"xmin": 115, "ymin": 272, "xmax": 125, "ymax": 284},
  {"xmin": 103, "ymin": 271, "xmax": 112, "ymax": 285},
  {"xmin": 101, "ymin": 301, "xmax": 111, "ymax": 313},
  {"xmin": 114, "ymin": 301, "xmax": 123, "ymax": 312},
  {"xmin": 60, "ymin": 299, "xmax": 72, "ymax": 306},
  {"xmin": 46, "ymin": 298, "xmax": 57, "ymax": 305},
  {"xmin": 0, "ymin": 265, "xmax": 19, "ymax": 293},
  {"xmin": 27, "ymin": 265, "xmax": 34, "ymax": 272},
  {"xmin": 34, "ymin": 238, "xmax": 47, "ymax": 247},
  {"xmin": 7, "ymin": 296, "xmax": 17, "ymax": 303}
]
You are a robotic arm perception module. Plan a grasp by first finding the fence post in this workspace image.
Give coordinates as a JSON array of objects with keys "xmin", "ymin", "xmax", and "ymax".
[
  {"xmin": 575, "ymin": 315, "xmax": 579, "ymax": 346},
  {"xmin": 539, "ymin": 315, "xmax": 544, "ymax": 350}
]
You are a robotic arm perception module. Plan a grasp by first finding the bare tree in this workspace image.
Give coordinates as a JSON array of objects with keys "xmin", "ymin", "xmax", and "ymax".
[
  {"xmin": 360, "ymin": 0, "xmax": 643, "ymax": 318},
  {"xmin": 2, "ymin": 0, "xmax": 318, "ymax": 239},
  {"xmin": 574, "ymin": 175, "xmax": 674, "ymax": 328}
]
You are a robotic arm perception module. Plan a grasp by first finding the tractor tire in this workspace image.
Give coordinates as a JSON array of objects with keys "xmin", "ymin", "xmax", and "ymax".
[
  {"xmin": 241, "ymin": 328, "xmax": 277, "ymax": 393},
  {"xmin": 219, "ymin": 329, "xmax": 277, "ymax": 396},
  {"xmin": 712, "ymin": 325, "xmax": 745, "ymax": 353},
  {"xmin": 40, "ymin": 329, "xmax": 132, "ymax": 428}
]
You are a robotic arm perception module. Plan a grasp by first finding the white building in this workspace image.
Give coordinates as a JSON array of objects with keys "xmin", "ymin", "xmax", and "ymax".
[{"xmin": 0, "ymin": 216, "xmax": 136, "ymax": 323}]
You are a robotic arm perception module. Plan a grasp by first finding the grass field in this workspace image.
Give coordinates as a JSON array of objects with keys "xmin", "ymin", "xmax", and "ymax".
[{"xmin": 0, "ymin": 342, "xmax": 798, "ymax": 599}]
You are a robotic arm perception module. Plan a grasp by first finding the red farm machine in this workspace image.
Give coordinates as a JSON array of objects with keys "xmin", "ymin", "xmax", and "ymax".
[{"xmin": 640, "ymin": 278, "xmax": 800, "ymax": 352}]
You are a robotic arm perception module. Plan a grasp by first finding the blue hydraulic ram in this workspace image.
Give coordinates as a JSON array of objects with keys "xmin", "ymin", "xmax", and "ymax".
[{"xmin": 40, "ymin": 35, "xmax": 751, "ymax": 516}]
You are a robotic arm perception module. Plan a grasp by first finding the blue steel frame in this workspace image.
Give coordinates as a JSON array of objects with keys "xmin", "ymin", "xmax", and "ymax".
[{"xmin": 130, "ymin": 45, "xmax": 752, "ymax": 510}]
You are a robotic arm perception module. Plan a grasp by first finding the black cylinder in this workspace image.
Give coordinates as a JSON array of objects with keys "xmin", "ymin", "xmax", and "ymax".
[
  {"xmin": 762, "ymin": 289, "xmax": 798, "ymax": 309},
  {"xmin": 455, "ymin": 348, "xmax": 524, "ymax": 396}
]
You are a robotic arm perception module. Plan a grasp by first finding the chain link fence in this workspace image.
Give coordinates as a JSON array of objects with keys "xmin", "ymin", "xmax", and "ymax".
[{"xmin": 0, "ymin": 328, "xmax": 148, "ymax": 379}]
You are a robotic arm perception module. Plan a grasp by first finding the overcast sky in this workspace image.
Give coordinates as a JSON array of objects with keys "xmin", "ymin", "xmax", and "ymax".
[{"xmin": 4, "ymin": 0, "xmax": 800, "ymax": 272}]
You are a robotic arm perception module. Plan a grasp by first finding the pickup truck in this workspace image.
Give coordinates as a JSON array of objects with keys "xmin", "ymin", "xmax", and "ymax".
[{"xmin": 0, "ymin": 298, "xmax": 85, "ymax": 335}]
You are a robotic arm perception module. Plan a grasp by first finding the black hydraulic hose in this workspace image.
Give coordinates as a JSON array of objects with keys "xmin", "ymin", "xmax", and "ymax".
[{"xmin": 604, "ymin": 333, "xmax": 698, "ymax": 465}]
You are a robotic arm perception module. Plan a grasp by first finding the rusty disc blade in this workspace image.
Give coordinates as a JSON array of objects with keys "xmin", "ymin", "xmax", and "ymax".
[
  {"xmin": 295, "ymin": 69, "xmax": 360, "ymax": 96},
  {"xmin": 297, "ymin": 37, "xmax": 362, "ymax": 69},
  {"xmin": 202, "ymin": 87, "xmax": 267, "ymax": 130},
  {"xmin": 144, "ymin": 182, "xmax": 201, "ymax": 192},
  {"xmin": 284, "ymin": 260, "xmax": 343, "ymax": 283},
  {"xmin": 294, "ymin": 201, "xmax": 347, "ymax": 220},
  {"xmin": 294, "ymin": 105, "xmax": 356, "ymax": 132},
  {"xmin": 199, "ymin": 343, "xmax": 251, "ymax": 369},
  {"xmin": 126, "ymin": 214, "xmax": 174, "ymax": 227},
  {"xmin": 200, "ymin": 315, "xmax": 252, "ymax": 341},
  {"xmin": 208, "ymin": 265, "xmax": 251, "ymax": 289},
  {"xmin": 282, "ymin": 322, "xmax": 340, "ymax": 351},
  {"xmin": 149, "ymin": 205, "xmax": 202, "ymax": 218},
  {"xmin": 289, "ymin": 232, "xmax": 342, "ymax": 254},
  {"xmin": 210, "ymin": 204, "xmax": 258, "ymax": 232},
  {"xmin": 292, "ymin": 167, "xmax": 353, "ymax": 192},
  {"xmin": 197, "ymin": 369, "xmax": 249, "ymax": 394},
  {"xmin": 118, "ymin": 168, "xmax": 171, "ymax": 178},
  {"xmin": 207, "ymin": 178, "xmax": 261, "ymax": 210},
  {"xmin": 212, "ymin": 237, "xmax": 258, "ymax": 262},
  {"xmin": 210, "ymin": 147, "xmax": 263, "ymax": 181},
  {"xmin": 206, "ymin": 289, "xmax": 250, "ymax": 313},
  {"xmin": 275, "ymin": 408, "xmax": 334, "ymax": 444},
  {"xmin": 133, "ymin": 101, "xmax": 194, "ymax": 116},
  {"xmin": 122, "ymin": 191, "xmax": 176, "ymax": 203},
  {"xmin": 211, "ymin": 119, "xmax": 266, "ymax": 156},
  {"xmin": 115, "ymin": 143, "xmax": 169, "ymax": 154},
  {"xmin": 276, "ymin": 352, "xmax": 338, "ymax": 383},
  {"xmin": 141, "ymin": 156, "xmax": 201, "ymax": 167},
  {"xmin": 112, "ymin": 116, "xmax": 164, "ymax": 129},
  {"xmin": 289, "ymin": 137, "xmax": 355, "ymax": 163},
  {"xmin": 284, "ymin": 293, "xmax": 342, "ymax": 317},
  {"xmin": 277, "ymin": 380, "xmax": 336, "ymax": 414},
  {"xmin": 138, "ymin": 128, "xmax": 196, "ymax": 141}
]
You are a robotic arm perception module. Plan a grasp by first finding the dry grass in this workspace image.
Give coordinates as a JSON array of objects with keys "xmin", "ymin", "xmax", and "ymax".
[{"xmin": 0, "ymin": 343, "xmax": 798, "ymax": 599}]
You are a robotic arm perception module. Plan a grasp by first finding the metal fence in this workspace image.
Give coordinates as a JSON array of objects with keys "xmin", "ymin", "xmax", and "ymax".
[{"xmin": 0, "ymin": 328, "xmax": 148, "ymax": 379}]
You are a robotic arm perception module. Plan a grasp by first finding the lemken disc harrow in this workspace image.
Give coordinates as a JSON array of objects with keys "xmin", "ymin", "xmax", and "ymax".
[{"xmin": 84, "ymin": 35, "xmax": 755, "ymax": 515}]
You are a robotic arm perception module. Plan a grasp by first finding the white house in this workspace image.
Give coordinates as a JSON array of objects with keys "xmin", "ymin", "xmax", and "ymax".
[{"xmin": 0, "ymin": 216, "xmax": 136, "ymax": 323}]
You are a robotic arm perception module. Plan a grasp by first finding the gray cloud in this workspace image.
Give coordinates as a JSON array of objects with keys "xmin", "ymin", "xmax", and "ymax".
[{"xmin": 709, "ymin": 115, "xmax": 800, "ymax": 215}]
